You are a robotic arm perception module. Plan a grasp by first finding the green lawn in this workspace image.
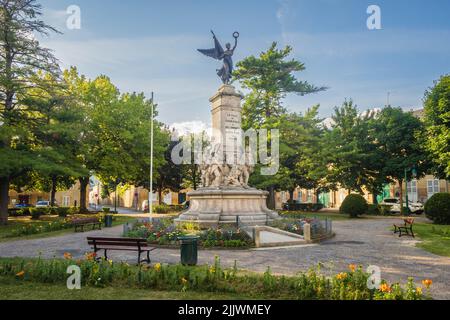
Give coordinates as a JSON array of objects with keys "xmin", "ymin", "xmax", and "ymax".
[
  {"xmin": 279, "ymin": 211, "xmax": 352, "ymax": 220},
  {"xmin": 414, "ymin": 223, "xmax": 450, "ymax": 257},
  {"xmin": 0, "ymin": 276, "xmax": 248, "ymax": 300},
  {"xmin": 0, "ymin": 215, "xmax": 137, "ymax": 243}
]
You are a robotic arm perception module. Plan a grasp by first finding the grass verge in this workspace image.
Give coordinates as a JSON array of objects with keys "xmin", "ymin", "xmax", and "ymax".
[
  {"xmin": 414, "ymin": 223, "xmax": 450, "ymax": 257},
  {"xmin": 0, "ymin": 276, "xmax": 247, "ymax": 300},
  {"xmin": 0, "ymin": 215, "xmax": 137, "ymax": 243}
]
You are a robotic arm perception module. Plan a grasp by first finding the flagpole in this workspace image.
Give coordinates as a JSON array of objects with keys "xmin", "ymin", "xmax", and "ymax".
[{"xmin": 149, "ymin": 92, "xmax": 154, "ymax": 221}]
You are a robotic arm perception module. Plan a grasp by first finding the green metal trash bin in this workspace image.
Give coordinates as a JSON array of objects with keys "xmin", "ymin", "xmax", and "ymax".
[
  {"xmin": 178, "ymin": 236, "xmax": 199, "ymax": 266},
  {"xmin": 104, "ymin": 214, "xmax": 113, "ymax": 228}
]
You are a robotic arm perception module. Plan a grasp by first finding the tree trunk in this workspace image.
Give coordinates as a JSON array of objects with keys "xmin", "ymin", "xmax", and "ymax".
[
  {"xmin": 267, "ymin": 186, "xmax": 276, "ymax": 210},
  {"xmin": 288, "ymin": 189, "xmax": 294, "ymax": 203},
  {"xmin": 0, "ymin": 176, "xmax": 9, "ymax": 225},
  {"xmin": 79, "ymin": 177, "xmax": 89, "ymax": 213},
  {"xmin": 158, "ymin": 188, "xmax": 163, "ymax": 205},
  {"xmin": 50, "ymin": 175, "xmax": 57, "ymax": 207},
  {"xmin": 372, "ymin": 192, "xmax": 378, "ymax": 205}
]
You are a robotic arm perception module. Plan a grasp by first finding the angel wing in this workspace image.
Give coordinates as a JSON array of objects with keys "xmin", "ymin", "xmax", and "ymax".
[{"xmin": 197, "ymin": 31, "xmax": 224, "ymax": 60}]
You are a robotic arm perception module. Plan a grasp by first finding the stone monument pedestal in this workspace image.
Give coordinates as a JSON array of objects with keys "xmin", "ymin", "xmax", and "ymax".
[
  {"xmin": 175, "ymin": 187, "xmax": 279, "ymax": 228},
  {"xmin": 174, "ymin": 84, "xmax": 279, "ymax": 228}
]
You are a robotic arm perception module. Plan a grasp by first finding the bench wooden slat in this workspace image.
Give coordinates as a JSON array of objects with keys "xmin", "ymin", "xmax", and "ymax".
[
  {"xmin": 90, "ymin": 247, "xmax": 155, "ymax": 252},
  {"xmin": 88, "ymin": 241, "xmax": 149, "ymax": 247},
  {"xmin": 87, "ymin": 237, "xmax": 146, "ymax": 242}
]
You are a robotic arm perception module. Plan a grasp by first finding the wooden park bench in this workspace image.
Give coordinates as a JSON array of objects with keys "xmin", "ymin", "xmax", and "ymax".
[
  {"xmin": 73, "ymin": 218, "xmax": 102, "ymax": 233},
  {"xmin": 393, "ymin": 218, "xmax": 415, "ymax": 238},
  {"xmin": 87, "ymin": 237, "xmax": 156, "ymax": 264}
]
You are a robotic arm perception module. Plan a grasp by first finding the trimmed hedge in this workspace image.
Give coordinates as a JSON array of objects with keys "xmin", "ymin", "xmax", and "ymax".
[
  {"xmin": 340, "ymin": 194, "xmax": 368, "ymax": 218},
  {"xmin": 425, "ymin": 193, "xmax": 450, "ymax": 224}
]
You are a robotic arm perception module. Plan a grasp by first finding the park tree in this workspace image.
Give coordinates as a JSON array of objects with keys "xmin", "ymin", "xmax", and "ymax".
[
  {"xmin": 373, "ymin": 107, "xmax": 430, "ymax": 212},
  {"xmin": 423, "ymin": 75, "xmax": 450, "ymax": 178},
  {"xmin": 18, "ymin": 72, "xmax": 87, "ymax": 206},
  {"xmin": 153, "ymin": 139, "xmax": 183, "ymax": 205},
  {"xmin": 234, "ymin": 42, "xmax": 326, "ymax": 208},
  {"xmin": 325, "ymin": 101, "xmax": 380, "ymax": 195},
  {"xmin": 0, "ymin": 0, "xmax": 60, "ymax": 224},
  {"xmin": 63, "ymin": 68, "xmax": 169, "ymax": 211},
  {"xmin": 180, "ymin": 131, "xmax": 209, "ymax": 191}
]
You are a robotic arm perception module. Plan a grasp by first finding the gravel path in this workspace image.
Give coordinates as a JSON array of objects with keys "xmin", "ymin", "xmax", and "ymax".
[{"xmin": 1, "ymin": 218, "xmax": 449, "ymax": 299}]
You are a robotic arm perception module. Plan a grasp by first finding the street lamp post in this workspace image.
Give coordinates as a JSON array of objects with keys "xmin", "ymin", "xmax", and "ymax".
[{"xmin": 149, "ymin": 92, "xmax": 154, "ymax": 222}]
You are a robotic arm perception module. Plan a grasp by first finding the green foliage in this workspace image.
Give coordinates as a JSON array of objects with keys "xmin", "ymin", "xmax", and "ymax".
[
  {"xmin": 326, "ymin": 100, "xmax": 383, "ymax": 193},
  {"xmin": 0, "ymin": 0, "xmax": 62, "ymax": 224},
  {"xmin": 234, "ymin": 43, "xmax": 327, "ymax": 208},
  {"xmin": 7, "ymin": 219, "xmax": 73, "ymax": 237},
  {"xmin": 339, "ymin": 194, "xmax": 368, "ymax": 218},
  {"xmin": 56, "ymin": 207, "xmax": 70, "ymax": 218},
  {"xmin": 0, "ymin": 258, "xmax": 430, "ymax": 300},
  {"xmin": 29, "ymin": 208, "xmax": 49, "ymax": 220},
  {"xmin": 374, "ymin": 107, "xmax": 430, "ymax": 211},
  {"xmin": 423, "ymin": 75, "xmax": 450, "ymax": 178},
  {"xmin": 154, "ymin": 204, "xmax": 171, "ymax": 214},
  {"xmin": 425, "ymin": 193, "xmax": 450, "ymax": 224},
  {"xmin": 366, "ymin": 204, "xmax": 380, "ymax": 215}
]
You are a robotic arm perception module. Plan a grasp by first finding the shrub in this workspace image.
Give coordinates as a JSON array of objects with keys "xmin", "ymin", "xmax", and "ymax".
[
  {"xmin": 17, "ymin": 208, "xmax": 31, "ymax": 216},
  {"xmin": 102, "ymin": 207, "xmax": 110, "ymax": 213},
  {"xmin": 57, "ymin": 207, "xmax": 70, "ymax": 217},
  {"xmin": 367, "ymin": 204, "xmax": 380, "ymax": 215},
  {"xmin": 425, "ymin": 193, "xmax": 450, "ymax": 224},
  {"xmin": 29, "ymin": 208, "xmax": 46, "ymax": 220},
  {"xmin": 340, "ymin": 194, "xmax": 368, "ymax": 218},
  {"xmin": 154, "ymin": 204, "xmax": 171, "ymax": 214},
  {"xmin": 379, "ymin": 204, "xmax": 393, "ymax": 216}
]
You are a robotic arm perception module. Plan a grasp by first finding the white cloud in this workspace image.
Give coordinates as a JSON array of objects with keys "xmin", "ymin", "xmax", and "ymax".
[{"xmin": 169, "ymin": 121, "xmax": 211, "ymax": 138}]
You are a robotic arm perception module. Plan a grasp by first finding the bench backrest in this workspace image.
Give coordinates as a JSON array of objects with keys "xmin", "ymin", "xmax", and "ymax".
[
  {"xmin": 87, "ymin": 237, "xmax": 148, "ymax": 247},
  {"xmin": 73, "ymin": 218, "xmax": 100, "ymax": 225}
]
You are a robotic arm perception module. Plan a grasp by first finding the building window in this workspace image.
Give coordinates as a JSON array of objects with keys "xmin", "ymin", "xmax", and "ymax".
[
  {"xmin": 63, "ymin": 196, "xmax": 70, "ymax": 207},
  {"xmin": 427, "ymin": 179, "xmax": 440, "ymax": 198}
]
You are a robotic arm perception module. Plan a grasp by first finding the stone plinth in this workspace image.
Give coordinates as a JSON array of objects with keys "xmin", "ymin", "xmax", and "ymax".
[{"xmin": 174, "ymin": 187, "xmax": 279, "ymax": 228}]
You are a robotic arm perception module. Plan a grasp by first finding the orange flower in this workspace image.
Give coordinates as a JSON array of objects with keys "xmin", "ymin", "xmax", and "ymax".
[
  {"xmin": 64, "ymin": 252, "xmax": 72, "ymax": 260},
  {"xmin": 336, "ymin": 272, "xmax": 348, "ymax": 280},
  {"xmin": 379, "ymin": 283, "xmax": 391, "ymax": 293},
  {"xmin": 422, "ymin": 279, "xmax": 433, "ymax": 288},
  {"xmin": 85, "ymin": 252, "xmax": 97, "ymax": 261},
  {"xmin": 16, "ymin": 271, "xmax": 25, "ymax": 277},
  {"xmin": 348, "ymin": 264, "xmax": 356, "ymax": 272}
]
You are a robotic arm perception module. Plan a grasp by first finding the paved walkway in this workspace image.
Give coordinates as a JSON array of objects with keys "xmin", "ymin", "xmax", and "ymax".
[{"xmin": 1, "ymin": 218, "xmax": 449, "ymax": 299}]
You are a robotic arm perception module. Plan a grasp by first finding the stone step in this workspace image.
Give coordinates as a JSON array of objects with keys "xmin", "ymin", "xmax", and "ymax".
[{"xmin": 250, "ymin": 226, "xmax": 307, "ymax": 247}]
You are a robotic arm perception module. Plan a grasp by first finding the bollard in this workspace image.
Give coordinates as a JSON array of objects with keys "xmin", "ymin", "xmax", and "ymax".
[{"xmin": 303, "ymin": 223, "xmax": 311, "ymax": 242}]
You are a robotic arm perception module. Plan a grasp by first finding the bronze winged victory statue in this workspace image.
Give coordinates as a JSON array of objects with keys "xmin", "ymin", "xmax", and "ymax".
[{"xmin": 198, "ymin": 30, "xmax": 239, "ymax": 84}]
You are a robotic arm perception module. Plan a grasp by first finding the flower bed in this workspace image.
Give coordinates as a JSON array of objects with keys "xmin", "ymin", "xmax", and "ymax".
[
  {"xmin": 269, "ymin": 217, "xmax": 330, "ymax": 240},
  {"xmin": 0, "ymin": 256, "xmax": 432, "ymax": 300},
  {"xmin": 123, "ymin": 219, "xmax": 253, "ymax": 248},
  {"xmin": 4, "ymin": 214, "xmax": 117, "ymax": 238}
]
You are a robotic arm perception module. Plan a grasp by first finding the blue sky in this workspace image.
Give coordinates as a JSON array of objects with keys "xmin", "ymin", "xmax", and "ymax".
[{"xmin": 39, "ymin": 0, "xmax": 450, "ymax": 130}]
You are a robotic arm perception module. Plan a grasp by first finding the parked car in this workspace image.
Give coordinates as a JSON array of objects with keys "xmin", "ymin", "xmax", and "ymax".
[
  {"xmin": 14, "ymin": 203, "xmax": 32, "ymax": 208},
  {"xmin": 379, "ymin": 198, "xmax": 424, "ymax": 214},
  {"xmin": 35, "ymin": 200, "xmax": 51, "ymax": 208}
]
